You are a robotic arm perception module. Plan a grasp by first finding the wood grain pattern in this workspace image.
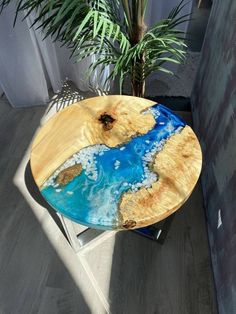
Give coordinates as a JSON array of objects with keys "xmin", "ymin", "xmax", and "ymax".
[
  {"xmin": 30, "ymin": 95, "xmax": 202, "ymax": 229},
  {"xmin": 31, "ymin": 96, "xmax": 155, "ymax": 187},
  {"xmin": 120, "ymin": 126, "xmax": 202, "ymax": 227}
]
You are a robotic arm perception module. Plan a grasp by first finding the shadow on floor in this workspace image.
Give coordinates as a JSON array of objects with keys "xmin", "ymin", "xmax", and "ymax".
[
  {"xmin": 0, "ymin": 102, "xmax": 91, "ymax": 314},
  {"xmin": 24, "ymin": 161, "xmax": 69, "ymax": 241},
  {"xmin": 108, "ymin": 184, "xmax": 218, "ymax": 314}
]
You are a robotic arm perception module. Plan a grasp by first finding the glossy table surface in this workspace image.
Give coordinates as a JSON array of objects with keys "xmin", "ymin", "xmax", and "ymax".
[{"xmin": 30, "ymin": 96, "xmax": 202, "ymax": 230}]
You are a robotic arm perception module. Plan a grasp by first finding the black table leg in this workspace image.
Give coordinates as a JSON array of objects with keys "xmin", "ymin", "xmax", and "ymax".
[{"xmin": 132, "ymin": 213, "xmax": 175, "ymax": 244}]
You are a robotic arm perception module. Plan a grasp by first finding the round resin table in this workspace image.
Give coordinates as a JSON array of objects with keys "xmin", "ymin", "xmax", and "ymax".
[{"xmin": 30, "ymin": 96, "xmax": 202, "ymax": 230}]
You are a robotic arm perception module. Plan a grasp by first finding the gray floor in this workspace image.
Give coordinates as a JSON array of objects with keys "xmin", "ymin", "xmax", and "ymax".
[{"xmin": 0, "ymin": 96, "xmax": 218, "ymax": 314}]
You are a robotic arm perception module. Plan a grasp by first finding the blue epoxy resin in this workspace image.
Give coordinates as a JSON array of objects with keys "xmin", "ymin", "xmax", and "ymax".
[{"xmin": 41, "ymin": 104, "xmax": 186, "ymax": 229}]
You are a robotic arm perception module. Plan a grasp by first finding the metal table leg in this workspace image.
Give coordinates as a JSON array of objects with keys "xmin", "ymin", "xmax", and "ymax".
[{"xmin": 132, "ymin": 214, "xmax": 175, "ymax": 244}]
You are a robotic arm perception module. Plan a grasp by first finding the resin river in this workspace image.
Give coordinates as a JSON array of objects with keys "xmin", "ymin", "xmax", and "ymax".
[{"xmin": 41, "ymin": 104, "xmax": 186, "ymax": 229}]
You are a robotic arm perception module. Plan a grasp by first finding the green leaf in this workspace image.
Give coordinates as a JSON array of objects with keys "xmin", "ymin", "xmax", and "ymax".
[
  {"xmin": 73, "ymin": 9, "xmax": 93, "ymax": 41},
  {"xmin": 0, "ymin": 0, "xmax": 190, "ymax": 95},
  {"xmin": 157, "ymin": 57, "xmax": 181, "ymax": 64}
]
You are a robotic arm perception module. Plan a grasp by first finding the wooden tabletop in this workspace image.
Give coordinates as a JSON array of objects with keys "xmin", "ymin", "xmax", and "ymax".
[{"xmin": 30, "ymin": 95, "xmax": 202, "ymax": 230}]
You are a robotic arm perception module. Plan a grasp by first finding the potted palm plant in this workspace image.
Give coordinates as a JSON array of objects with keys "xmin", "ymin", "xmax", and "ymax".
[{"xmin": 0, "ymin": 0, "xmax": 189, "ymax": 97}]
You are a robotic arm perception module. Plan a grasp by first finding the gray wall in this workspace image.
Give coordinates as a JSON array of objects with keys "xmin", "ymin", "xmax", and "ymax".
[{"xmin": 191, "ymin": 0, "xmax": 236, "ymax": 313}]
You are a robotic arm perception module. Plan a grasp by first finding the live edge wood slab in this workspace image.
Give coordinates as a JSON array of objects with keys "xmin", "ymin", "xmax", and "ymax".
[{"xmin": 30, "ymin": 95, "xmax": 202, "ymax": 230}]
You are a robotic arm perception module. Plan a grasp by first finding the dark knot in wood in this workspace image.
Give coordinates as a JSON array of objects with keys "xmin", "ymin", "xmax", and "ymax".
[
  {"xmin": 122, "ymin": 220, "xmax": 137, "ymax": 229},
  {"xmin": 98, "ymin": 113, "xmax": 115, "ymax": 131}
]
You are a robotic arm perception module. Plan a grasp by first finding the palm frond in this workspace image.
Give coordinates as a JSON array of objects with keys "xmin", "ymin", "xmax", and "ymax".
[{"xmin": 0, "ymin": 0, "xmax": 190, "ymax": 96}]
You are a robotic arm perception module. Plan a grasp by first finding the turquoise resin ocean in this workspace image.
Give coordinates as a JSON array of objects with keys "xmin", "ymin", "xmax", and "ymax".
[{"xmin": 41, "ymin": 104, "xmax": 186, "ymax": 229}]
